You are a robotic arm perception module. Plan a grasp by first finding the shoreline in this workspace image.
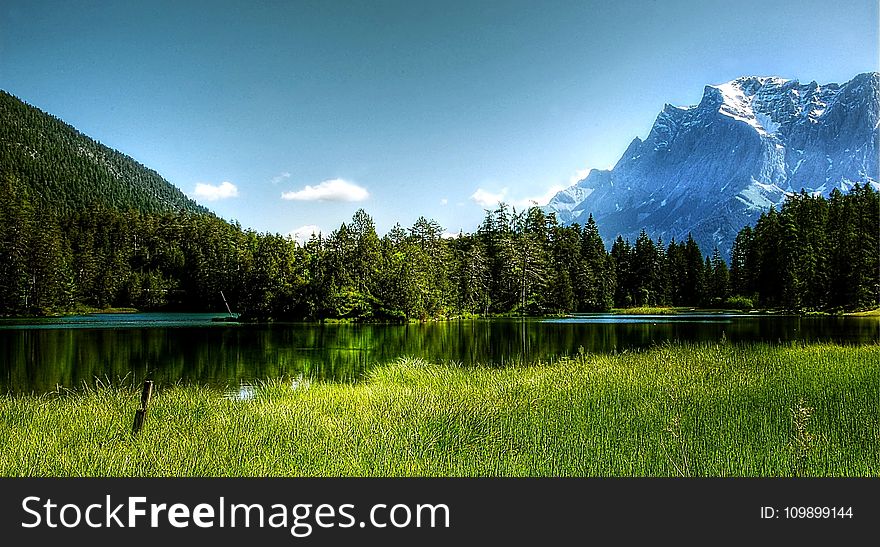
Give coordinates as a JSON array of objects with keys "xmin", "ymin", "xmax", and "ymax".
[{"xmin": 3, "ymin": 306, "xmax": 878, "ymax": 323}]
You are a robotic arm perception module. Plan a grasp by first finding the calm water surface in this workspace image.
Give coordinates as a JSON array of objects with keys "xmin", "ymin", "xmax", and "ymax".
[{"xmin": 0, "ymin": 312, "xmax": 877, "ymax": 393}]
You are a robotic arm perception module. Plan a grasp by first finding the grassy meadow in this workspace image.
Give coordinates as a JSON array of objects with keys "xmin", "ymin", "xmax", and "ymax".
[{"xmin": 0, "ymin": 342, "xmax": 877, "ymax": 477}]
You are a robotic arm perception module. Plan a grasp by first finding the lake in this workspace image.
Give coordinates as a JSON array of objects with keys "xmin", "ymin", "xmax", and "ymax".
[{"xmin": 1, "ymin": 312, "xmax": 877, "ymax": 394}]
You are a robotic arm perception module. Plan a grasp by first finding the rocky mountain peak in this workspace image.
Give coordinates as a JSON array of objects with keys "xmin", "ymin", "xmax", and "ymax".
[{"xmin": 546, "ymin": 72, "xmax": 879, "ymax": 258}]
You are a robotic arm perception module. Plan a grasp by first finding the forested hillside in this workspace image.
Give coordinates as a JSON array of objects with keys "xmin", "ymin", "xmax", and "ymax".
[
  {"xmin": 0, "ymin": 91, "xmax": 206, "ymax": 215},
  {"xmin": 1, "ymin": 168, "xmax": 876, "ymax": 318}
]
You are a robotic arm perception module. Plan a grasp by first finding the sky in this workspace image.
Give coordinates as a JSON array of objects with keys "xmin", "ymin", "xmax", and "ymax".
[{"xmin": 1, "ymin": 0, "xmax": 878, "ymax": 240}]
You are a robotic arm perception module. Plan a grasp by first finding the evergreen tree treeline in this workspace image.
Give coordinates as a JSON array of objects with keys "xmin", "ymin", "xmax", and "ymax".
[
  {"xmin": 730, "ymin": 185, "xmax": 879, "ymax": 311},
  {"xmin": 0, "ymin": 172, "xmax": 877, "ymax": 319}
]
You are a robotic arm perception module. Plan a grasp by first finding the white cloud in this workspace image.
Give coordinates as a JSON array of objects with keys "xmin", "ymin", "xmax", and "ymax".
[
  {"xmin": 569, "ymin": 168, "xmax": 590, "ymax": 186},
  {"xmin": 470, "ymin": 184, "xmax": 565, "ymax": 210},
  {"xmin": 288, "ymin": 225, "xmax": 321, "ymax": 244},
  {"xmin": 440, "ymin": 198, "xmax": 448, "ymax": 206},
  {"xmin": 281, "ymin": 178, "xmax": 369, "ymax": 202},
  {"xmin": 271, "ymin": 172, "xmax": 292, "ymax": 184},
  {"xmin": 470, "ymin": 187, "xmax": 509, "ymax": 208},
  {"xmin": 511, "ymin": 184, "xmax": 567, "ymax": 208},
  {"xmin": 193, "ymin": 181, "xmax": 238, "ymax": 201}
]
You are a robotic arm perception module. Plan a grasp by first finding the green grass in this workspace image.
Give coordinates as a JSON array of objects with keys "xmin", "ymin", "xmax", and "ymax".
[
  {"xmin": 611, "ymin": 306, "xmax": 681, "ymax": 315},
  {"xmin": 0, "ymin": 343, "xmax": 877, "ymax": 477},
  {"xmin": 848, "ymin": 307, "xmax": 880, "ymax": 317}
]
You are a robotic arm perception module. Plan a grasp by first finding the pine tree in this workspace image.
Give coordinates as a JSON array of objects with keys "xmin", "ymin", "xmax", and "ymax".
[
  {"xmin": 512, "ymin": 207, "xmax": 550, "ymax": 314},
  {"xmin": 729, "ymin": 226, "xmax": 754, "ymax": 299},
  {"xmin": 578, "ymin": 215, "xmax": 614, "ymax": 311},
  {"xmin": 28, "ymin": 209, "xmax": 74, "ymax": 313},
  {"xmin": 753, "ymin": 208, "xmax": 783, "ymax": 307},
  {"xmin": 851, "ymin": 184, "xmax": 880, "ymax": 308},
  {"xmin": 450, "ymin": 236, "xmax": 490, "ymax": 315},
  {"xmin": 682, "ymin": 234, "xmax": 704, "ymax": 307},
  {"xmin": 708, "ymin": 247, "xmax": 729, "ymax": 307},
  {"xmin": 610, "ymin": 236, "xmax": 633, "ymax": 308},
  {"xmin": 548, "ymin": 223, "xmax": 581, "ymax": 313},
  {"xmin": 0, "ymin": 173, "xmax": 34, "ymax": 314},
  {"xmin": 632, "ymin": 230, "xmax": 661, "ymax": 306}
]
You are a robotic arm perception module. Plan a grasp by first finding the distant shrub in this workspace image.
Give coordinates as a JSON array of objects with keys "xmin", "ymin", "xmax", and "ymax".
[{"xmin": 725, "ymin": 295, "xmax": 754, "ymax": 310}]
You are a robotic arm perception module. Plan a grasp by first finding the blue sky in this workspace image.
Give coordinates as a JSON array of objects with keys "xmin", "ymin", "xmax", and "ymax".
[{"xmin": 2, "ymin": 0, "xmax": 877, "ymax": 239}]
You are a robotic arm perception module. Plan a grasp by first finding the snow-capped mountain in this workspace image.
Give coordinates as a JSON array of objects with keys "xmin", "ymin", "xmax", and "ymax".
[{"xmin": 546, "ymin": 72, "xmax": 879, "ymax": 257}]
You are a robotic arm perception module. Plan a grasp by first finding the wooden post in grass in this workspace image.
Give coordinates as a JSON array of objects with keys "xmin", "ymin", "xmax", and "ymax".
[{"xmin": 131, "ymin": 380, "xmax": 154, "ymax": 435}]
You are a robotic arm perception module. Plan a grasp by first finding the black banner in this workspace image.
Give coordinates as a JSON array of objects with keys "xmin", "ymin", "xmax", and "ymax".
[{"xmin": 0, "ymin": 478, "xmax": 875, "ymax": 545}]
